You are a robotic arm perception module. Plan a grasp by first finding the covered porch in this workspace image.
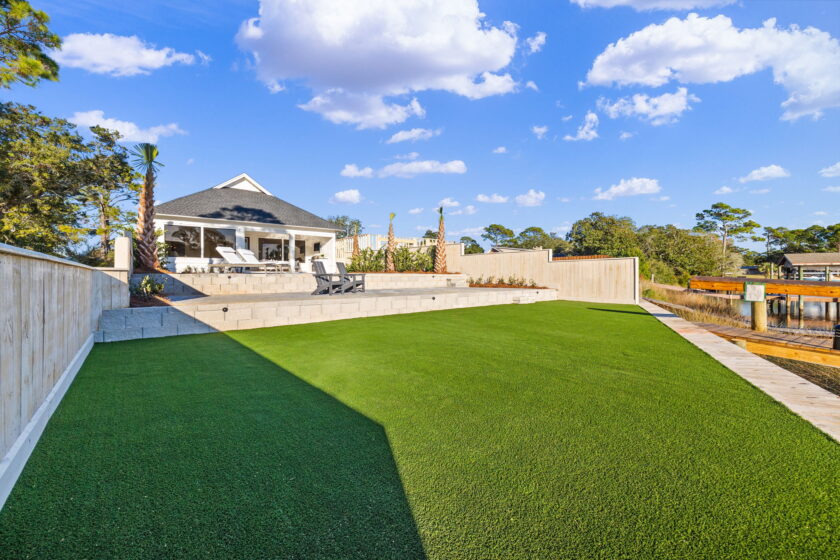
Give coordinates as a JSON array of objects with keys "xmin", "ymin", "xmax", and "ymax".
[{"xmin": 161, "ymin": 218, "xmax": 337, "ymax": 274}]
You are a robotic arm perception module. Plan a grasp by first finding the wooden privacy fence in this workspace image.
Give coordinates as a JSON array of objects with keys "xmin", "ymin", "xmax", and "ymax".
[
  {"xmin": 445, "ymin": 244, "xmax": 639, "ymax": 304},
  {"xmin": 0, "ymin": 241, "xmax": 130, "ymax": 508}
]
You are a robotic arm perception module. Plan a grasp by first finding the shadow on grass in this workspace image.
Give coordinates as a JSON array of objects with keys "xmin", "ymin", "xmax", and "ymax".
[
  {"xmin": 0, "ymin": 332, "xmax": 426, "ymax": 560},
  {"xmin": 587, "ymin": 307, "xmax": 652, "ymax": 316}
]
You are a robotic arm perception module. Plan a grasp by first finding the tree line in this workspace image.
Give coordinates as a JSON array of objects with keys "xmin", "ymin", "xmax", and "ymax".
[
  {"xmin": 335, "ymin": 203, "xmax": 840, "ymax": 286},
  {"xmin": 0, "ymin": 2, "xmax": 165, "ymax": 269}
]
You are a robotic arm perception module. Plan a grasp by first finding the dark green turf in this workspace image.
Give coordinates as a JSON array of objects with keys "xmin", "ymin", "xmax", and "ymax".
[{"xmin": 0, "ymin": 301, "xmax": 837, "ymax": 559}]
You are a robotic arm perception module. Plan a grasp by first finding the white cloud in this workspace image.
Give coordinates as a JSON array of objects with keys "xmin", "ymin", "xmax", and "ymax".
[
  {"xmin": 450, "ymin": 204, "xmax": 477, "ymax": 215},
  {"xmin": 196, "ymin": 50, "xmax": 212, "ymax": 65},
  {"xmin": 331, "ymin": 189, "xmax": 362, "ymax": 204},
  {"xmin": 476, "ymin": 193, "xmax": 509, "ymax": 203},
  {"xmin": 386, "ymin": 128, "xmax": 441, "ymax": 144},
  {"xmin": 266, "ymin": 79, "xmax": 285, "ymax": 93},
  {"xmin": 714, "ymin": 185, "xmax": 734, "ymax": 194},
  {"xmin": 69, "ymin": 110, "xmax": 185, "ymax": 142},
  {"xmin": 526, "ymin": 32, "xmax": 547, "ymax": 53},
  {"xmin": 558, "ymin": 197, "xmax": 572, "ymax": 203},
  {"xmin": 655, "ymin": 195, "xmax": 671, "ymax": 201},
  {"xmin": 55, "ymin": 33, "xmax": 198, "ymax": 76},
  {"xmin": 749, "ymin": 188, "xmax": 771, "ymax": 194},
  {"xmin": 563, "ymin": 111, "xmax": 599, "ymax": 141},
  {"xmin": 394, "ymin": 152, "xmax": 420, "ymax": 160},
  {"xmin": 515, "ymin": 189, "xmax": 545, "ymax": 207},
  {"xmin": 823, "ymin": 186, "xmax": 840, "ymax": 192},
  {"xmin": 814, "ymin": 210, "xmax": 828, "ymax": 215},
  {"xmin": 739, "ymin": 164, "xmax": 790, "ymax": 183},
  {"xmin": 570, "ymin": 0, "xmax": 734, "ymax": 10},
  {"xmin": 340, "ymin": 164, "xmax": 374, "ymax": 178},
  {"xmin": 561, "ymin": 114, "xmax": 573, "ymax": 122},
  {"xmin": 299, "ymin": 92, "xmax": 425, "ymax": 129},
  {"xmin": 186, "ymin": 158, "xmax": 195, "ymax": 165},
  {"xmin": 532, "ymin": 125, "xmax": 548, "ymax": 139},
  {"xmin": 492, "ymin": 146, "xmax": 507, "ymax": 154},
  {"xmin": 451, "ymin": 226, "xmax": 485, "ymax": 236},
  {"xmin": 408, "ymin": 207, "xmax": 424, "ymax": 214},
  {"xmin": 619, "ymin": 131, "xmax": 634, "ymax": 140},
  {"xmin": 819, "ymin": 161, "xmax": 840, "ymax": 177},
  {"xmin": 598, "ymin": 87, "xmax": 699, "ymax": 125},
  {"xmin": 583, "ymin": 14, "xmax": 840, "ymax": 121},
  {"xmin": 439, "ymin": 197, "xmax": 460, "ymax": 208},
  {"xmin": 594, "ymin": 177, "xmax": 661, "ymax": 200},
  {"xmin": 379, "ymin": 159, "xmax": 467, "ymax": 178},
  {"xmin": 237, "ymin": 0, "xmax": 519, "ymax": 128},
  {"xmin": 552, "ymin": 222, "xmax": 572, "ymax": 235},
  {"xmin": 525, "ymin": 80, "xmax": 539, "ymax": 91}
]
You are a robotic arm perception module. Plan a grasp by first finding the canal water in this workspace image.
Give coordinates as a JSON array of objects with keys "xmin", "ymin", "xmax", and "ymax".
[{"xmin": 738, "ymin": 299, "xmax": 839, "ymax": 331}]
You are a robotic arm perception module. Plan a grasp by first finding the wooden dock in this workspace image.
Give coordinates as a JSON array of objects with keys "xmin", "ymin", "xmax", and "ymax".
[
  {"xmin": 644, "ymin": 297, "xmax": 839, "ymax": 367},
  {"xmin": 696, "ymin": 322, "xmax": 839, "ymax": 368}
]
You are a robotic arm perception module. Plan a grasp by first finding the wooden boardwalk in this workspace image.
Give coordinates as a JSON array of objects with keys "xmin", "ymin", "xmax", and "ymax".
[
  {"xmin": 644, "ymin": 297, "xmax": 838, "ymax": 367},
  {"xmin": 697, "ymin": 322, "xmax": 833, "ymax": 350},
  {"xmin": 697, "ymin": 322, "xmax": 839, "ymax": 367}
]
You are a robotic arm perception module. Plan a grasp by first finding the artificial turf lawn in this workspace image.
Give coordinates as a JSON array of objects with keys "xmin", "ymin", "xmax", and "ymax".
[{"xmin": 0, "ymin": 301, "xmax": 838, "ymax": 559}]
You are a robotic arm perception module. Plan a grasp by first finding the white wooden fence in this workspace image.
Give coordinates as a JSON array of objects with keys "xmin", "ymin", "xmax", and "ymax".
[
  {"xmin": 445, "ymin": 244, "xmax": 639, "ymax": 304},
  {"xmin": 0, "ymin": 240, "xmax": 130, "ymax": 508}
]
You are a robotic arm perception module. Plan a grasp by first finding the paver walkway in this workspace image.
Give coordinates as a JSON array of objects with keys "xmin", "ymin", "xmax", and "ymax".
[{"xmin": 641, "ymin": 300, "xmax": 840, "ymax": 442}]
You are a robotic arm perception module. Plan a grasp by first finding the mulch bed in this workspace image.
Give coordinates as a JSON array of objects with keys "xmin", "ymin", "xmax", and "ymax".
[
  {"xmin": 130, "ymin": 295, "xmax": 172, "ymax": 308},
  {"xmin": 469, "ymin": 282, "xmax": 547, "ymax": 289}
]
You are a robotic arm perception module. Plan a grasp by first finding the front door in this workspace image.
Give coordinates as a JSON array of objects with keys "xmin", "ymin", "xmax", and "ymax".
[{"xmin": 295, "ymin": 240, "xmax": 305, "ymax": 264}]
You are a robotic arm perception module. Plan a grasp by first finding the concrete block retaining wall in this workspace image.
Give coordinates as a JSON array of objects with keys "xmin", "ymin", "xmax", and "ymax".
[
  {"xmin": 96, "ymin": 288, "xmax": 556, "ymax": 343},
  {"xmin": 132, "ymin": 272, "xmax": 468, "ymax": 296}
]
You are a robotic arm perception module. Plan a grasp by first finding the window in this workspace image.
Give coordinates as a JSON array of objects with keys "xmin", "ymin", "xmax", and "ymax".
[
  {"xmin": 203, "ymin": 228, "xmax": 235, "ymax": 259},
  {"xmin": 259, "ymin": 238, "xmax": 287, "ymax": 261},
  {"xmin": 164, "ymin": 225, "xmax": 201, "ymax": 257}
]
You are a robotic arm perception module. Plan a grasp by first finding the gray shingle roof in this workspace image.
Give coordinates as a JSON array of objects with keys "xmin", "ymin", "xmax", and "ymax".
[
  {"xmin": 782, "ymin": 252, "xmax": 840, "ymax": 266},
  {"xmin": 155, "ymin": 187, "xmax": 340, "ymax": 231}
]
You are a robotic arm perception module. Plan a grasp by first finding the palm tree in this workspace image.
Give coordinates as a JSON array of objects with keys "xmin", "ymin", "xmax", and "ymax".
[
  {"xmin": 132, "ymin": 143, "xmax": 163, "ymax": 271},
  {"xmin": 385, "ymin": 213, "xmax": 396, "ymax": 272},
  {"xmin": 434, "ymin": 206, "xmax": 447, "ymax": 273},
  {"xmin": 352, "ymin": 224, "xmax": 360, "ymax": 260}
]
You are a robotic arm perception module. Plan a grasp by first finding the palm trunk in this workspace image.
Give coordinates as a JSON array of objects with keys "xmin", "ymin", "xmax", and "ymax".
[
  {"xmin": 434, "ymin": 212, "xmax": 447, "ymax": 273},
  {"xmin": 135, "ymin": 168, "xmax": 160, "ymax": 271},
  {"xmin": 385, "ymin": 220, "xmax": 395, "ymax": 272},
  {"xmin": 352, "ymin": 228, "xmax": 360, "ymax": 259}
]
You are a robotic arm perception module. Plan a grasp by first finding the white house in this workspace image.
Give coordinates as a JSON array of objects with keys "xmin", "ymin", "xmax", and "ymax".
[{"xmin": 154, "ymin": 173, "xmax": 340, "ymax": 273}]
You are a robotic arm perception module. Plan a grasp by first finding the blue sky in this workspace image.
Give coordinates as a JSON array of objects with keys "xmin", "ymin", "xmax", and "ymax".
[{"xmin": 11, "ymin": 0, "xmax": 840, "ymax": 245}]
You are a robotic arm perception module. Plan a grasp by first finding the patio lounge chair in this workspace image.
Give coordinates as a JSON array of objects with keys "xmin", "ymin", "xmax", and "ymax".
[
  {"xmin": 337, "ymin": 262, "xmax": 365, "ymax": 293},
  {"xmin": 210, "ymin": 246, "xmax": 280, "ymax": 273},
  {"xmin": 312, "ymin": 260, "xmax": 346, "ymax": 295},
  {"xmin": 237, "ymin": 248, "xmax": 290, "ymax": 272}
]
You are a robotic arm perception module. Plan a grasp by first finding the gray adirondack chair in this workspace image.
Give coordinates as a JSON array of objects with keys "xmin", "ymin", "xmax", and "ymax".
[
  {"xmin": 311, "ymin": 261, "xmax": 345, "ymax": 295},
  {"xmin": 337, "ymin": 262, "xmax": 365, "ymax": 293}
]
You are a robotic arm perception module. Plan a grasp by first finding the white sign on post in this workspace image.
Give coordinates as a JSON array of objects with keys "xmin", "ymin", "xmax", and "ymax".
[{"xmin": 744, "ymin": 282, "xmax": 766, "ymax": 302}]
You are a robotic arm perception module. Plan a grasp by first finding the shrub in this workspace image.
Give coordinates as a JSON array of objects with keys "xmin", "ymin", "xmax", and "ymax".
[
  {"xmin": 130, "ymin": 275, "xmax": 165, "ymax": 300},
  {"xmin": 348, "ymin": 248, "xmax": 384, "ymax": 272}
]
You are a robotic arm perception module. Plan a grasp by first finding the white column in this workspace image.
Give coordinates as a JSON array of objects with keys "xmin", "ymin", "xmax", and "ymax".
[
  {"xmin": 323, "ymin": 235, "xmax": 336, "ymax": 273},
  {"xmin": 288, "ymin": 232, "xmax": 296, "ymax": 271}
]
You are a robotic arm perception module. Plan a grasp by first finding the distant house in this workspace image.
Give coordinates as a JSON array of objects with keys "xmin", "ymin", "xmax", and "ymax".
[
  {"xmin": 778, "ymin": 252, "xmax": 840, "ymax": 281},
  {"xmin": 154, "ymin": 173, "xmax": 340, "ymax": 273}
]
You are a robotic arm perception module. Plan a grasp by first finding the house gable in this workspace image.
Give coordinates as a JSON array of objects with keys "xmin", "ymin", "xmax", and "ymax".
[{"xmin": 211, "ymin": 173, "xmax": 272, "ymax": 195}]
